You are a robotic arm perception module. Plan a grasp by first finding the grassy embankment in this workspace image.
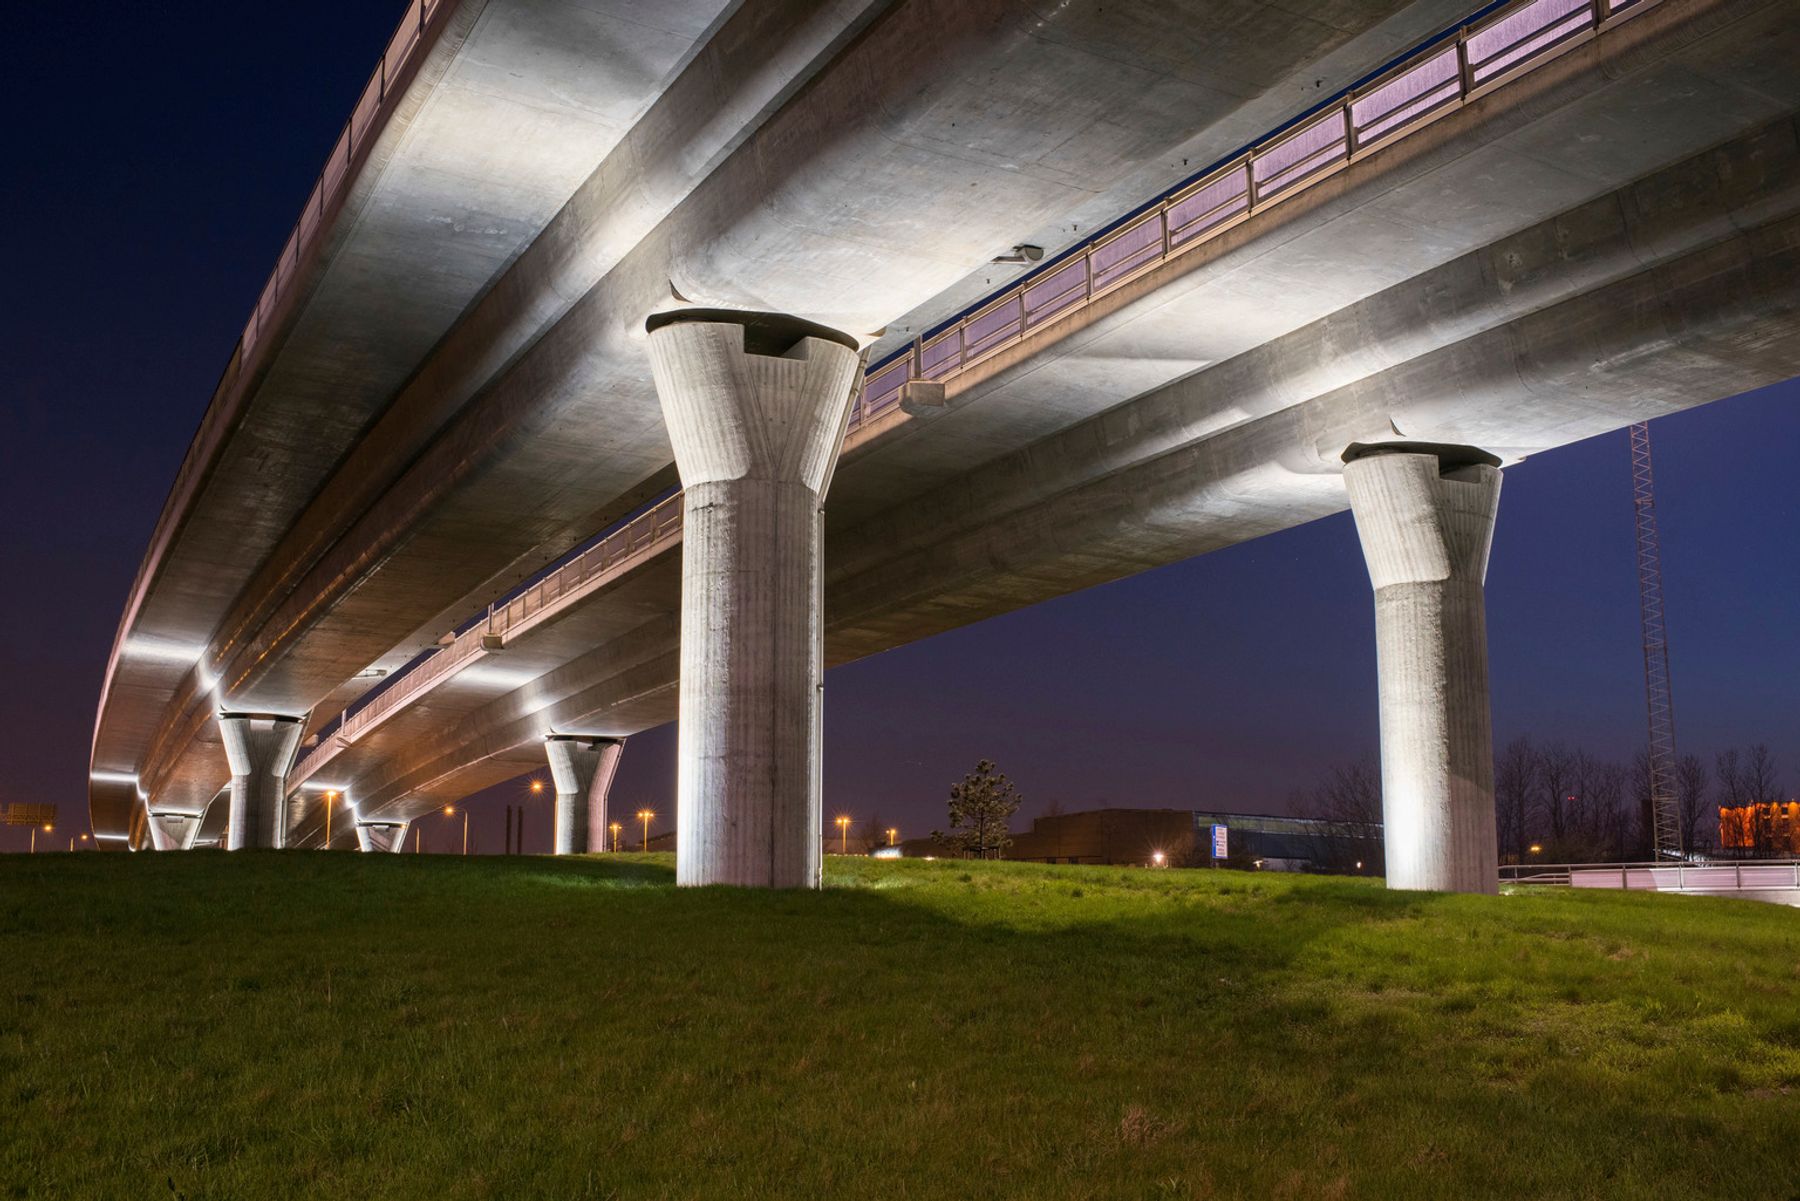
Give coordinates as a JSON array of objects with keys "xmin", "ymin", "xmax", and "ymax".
[{"xmin": 3, "ymin": 853, "xmax": 1798, "ymax": 1199}]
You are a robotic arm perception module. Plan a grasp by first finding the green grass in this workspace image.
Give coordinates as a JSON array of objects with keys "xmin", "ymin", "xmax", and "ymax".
[{"xmin": 3, "ymin": 854, "xmax": 1799, "ymax": 1200}]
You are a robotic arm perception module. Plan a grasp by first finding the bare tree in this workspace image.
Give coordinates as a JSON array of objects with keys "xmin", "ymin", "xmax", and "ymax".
[
  {"xmin": 1674, "ymin": 753, "xmax": 1710, "ymax": 855},
  {"xmin": 1744, "ymin": 745, "xmax": 1782, "ymax": 854},
  {"xmin": 858, "ymin": 813, "xmax": 889, "ymax": 854},
  {"xmin": 1744, "ymin": 744, "xmax": 1781, "ymax": 804},
  {"xmin": 1715, "ymin": 748, "xmax": 1745, "ymax": 808},
  {"xmin": 1299, "ymin": 756, "xmax": 1383, "ymax": 874},
  {"xmin": 1495, "ymin": 737, "xmax": 1538, "ymax": 863},
  {"xmin": 1538, "ymin": 742, "xmax": 1577, "ymax": 848}
]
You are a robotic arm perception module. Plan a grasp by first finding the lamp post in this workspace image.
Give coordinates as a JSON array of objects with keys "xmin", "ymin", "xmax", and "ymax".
[
  {"xmin": 609, "ymin": 822, "xmax": 622, "ymax": 853},
  {"xmin": 444, "ymin": 806, "xmax": 468, "ymax": 856},
  {"xmin": 324, "ymin": 790, "xmax": 340, "ymax": 848},
  {"xmin": 887, "ymin": 827, "xmax": 898, "ymax": 848},
  {"xmin": 32, "ymin": 824, "xmax": 50, "ymax": 854},
  {"xmin": 835, "ymin": 815, "xmax": 851, "ymax": 855},
  {"xmin": 637, "ymin": 808, "xmax": 655, "ymax": 852}
]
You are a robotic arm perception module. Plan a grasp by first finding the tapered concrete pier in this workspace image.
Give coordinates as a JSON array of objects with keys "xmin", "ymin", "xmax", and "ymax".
[
  {"xmin": 1342, "ymin": 443, "xmax": 1502, "ymax": 894},
  {"xmin": 146, "ymin": 810, "xmax": 201, "ymax": 852},
  {"xmin": 544, "ymin": 735, "xmax": 624, "ymax": 854},
  {"xmin": 218, "ymin": 714, "xmax": 304, "ymax": 851},
  {"xmin": 644, "ymin": 309, "xmax": 862, "ymax": 888}
]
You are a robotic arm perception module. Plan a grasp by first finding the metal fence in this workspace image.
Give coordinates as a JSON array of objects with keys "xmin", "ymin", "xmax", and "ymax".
[
  {"xmin": 290, "ymin": 491, "xmax": 683, "ymax": 785},
  {"xmin": 1502, "ymin": 860, "xmax": 1800, "ymax": 891},
  {"xmin": 847, "ymin": 0, "xmax": 1660, "ymax": 431},
  {"xmin": 239, "ymin": 0, "xmax": 446, "ymax": 362},
  {"xmin": 283, "ymin": 0, "xmax": 1663, "ymax": 789}
]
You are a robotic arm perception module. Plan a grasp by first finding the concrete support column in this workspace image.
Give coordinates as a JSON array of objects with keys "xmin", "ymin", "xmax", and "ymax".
[
  {"xmin": 147, "ymin": 811, "xmax": 202, "ymax": 852},
  {"xmin": 355, "ymin": 823, "xmax": 409, "ymax": 853},
  {"xmin": 218, "ymin": 714, "xmax": 304, "ymax": 851},
  {"xmin": 544, "ymin": 735, "xmax": 625, "ymax": 855},
  {"xmin": 644, "ymin": 309, "xmax": 863, "ymax": 888},
  {"xmin": 1342, "ymin": 443, "xmax": 1503, "ymax": 894}
]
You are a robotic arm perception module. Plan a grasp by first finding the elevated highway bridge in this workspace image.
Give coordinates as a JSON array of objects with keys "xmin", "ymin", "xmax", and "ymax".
[{"xmin": 92, "ymin": 0, "xmax": 1800, "ymax": 891}]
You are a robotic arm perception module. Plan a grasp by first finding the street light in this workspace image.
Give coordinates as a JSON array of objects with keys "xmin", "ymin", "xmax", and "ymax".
[
  {"xmin": 609, "ymin": 821, "xmax": 623, "ymax": 853},
  {"xmin": 1151, "ymin": 850, "xmax": 1166, "ymax": 868},
  {"xmin": 445, "ymin": 806, "xmax": 468, "ymax": 856},
  {"xmin": 835, "ymin": 815, "xmax": 851, "ymax": 854},
  {"xmin": 324, "ymin": 790, "xmax": 340, "ymax": 849},
  {"xmin": 637, "ymin": 808, "xmax": 655, "ymax": 852},
  {"xmin": 530, "ymin": 779, "xmax": 544, "ymax": 795},
  {"xmin": 32, "ymin": 824, "xmax": 51, "ymax": 854},
  {"xmin": 1529, "ymin": 843, "xmax": 1543, "ymax": 855},
  {"xmin": 887, "ymin": 827, "xmax": 898, "ymax": 848}
]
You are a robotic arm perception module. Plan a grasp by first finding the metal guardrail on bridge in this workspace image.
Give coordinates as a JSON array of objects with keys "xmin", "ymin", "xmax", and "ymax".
[
  {"xmin": 1502, "ymin": 860, "xmax": 1800, "ymax": 891},
  {"xmin": 290, "ymin": 492, "xmax": 683, "ymax": 786},
  {"xmin": 848, "ymin": 0, "xmax": 1662, "ymax": 431},
  {"xmin": 285, "ymin": 0, "xmax": 1667, "ymax": 792},
  {"xmin": 239, "ymin": 0, "xmax": 446, "ymax": 362}
]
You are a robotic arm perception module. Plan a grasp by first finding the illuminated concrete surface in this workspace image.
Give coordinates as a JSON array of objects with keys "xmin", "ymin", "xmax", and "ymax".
[
  {"xmin": 1343, "ymin": 445, "xmax": 1501, "ymax": 894},
  {"xmin": 544, "ymin": 735, "xmax": 624, "ymax": 855},
  {"xmin": 218, "ymin": 715, "xmax": 303, "ymax": 851},
  {"xmin": 87, "ymin": 0, "xmax": 1800, "ymax": 893},
  {"xmin": 646, "ymin": 312, "xmax": 862, "ymax": 888}
]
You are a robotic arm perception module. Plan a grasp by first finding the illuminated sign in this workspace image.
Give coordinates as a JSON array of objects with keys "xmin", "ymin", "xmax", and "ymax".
[
  {"xmin": 1211, "ymin": 824, "xmax": 1228, "ymax": 860},
  {"xmin": 3, "ymin": 803, "xmax": 56, "ymax": 828}
]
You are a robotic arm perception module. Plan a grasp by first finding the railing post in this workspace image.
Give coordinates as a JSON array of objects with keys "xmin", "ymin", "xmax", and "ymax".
[
  {"xmin": 1342, "ymin": 99, "xmax": 1357, "ymax": 157},
  {"xmin": 1456, "ymin": 30, "xmax": 1474, "ymax": 97},
  {"xmin": 1159, "ymin": 205, "xmax": 1171, "ymax": 258},
  {"xmin": 1735, "ymin": 862, "xmax": 1743, "ymax": 890}
]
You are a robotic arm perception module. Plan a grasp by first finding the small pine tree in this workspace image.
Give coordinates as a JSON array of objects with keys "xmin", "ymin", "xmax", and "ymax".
[{"xmin": 932, "ymin": 760, "xmax": 1021, "ymax": 859}]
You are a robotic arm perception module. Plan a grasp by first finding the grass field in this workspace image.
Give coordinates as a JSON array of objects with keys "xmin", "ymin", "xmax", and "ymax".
[{"xmin": 3, "ymin": 853, "xmax": 1798, "ymax": 1200}]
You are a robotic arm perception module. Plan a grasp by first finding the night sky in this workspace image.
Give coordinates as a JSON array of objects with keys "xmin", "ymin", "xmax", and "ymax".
[{"xmin": 4, "ymin": 5, "xmax": 1796, "ymax": 854}]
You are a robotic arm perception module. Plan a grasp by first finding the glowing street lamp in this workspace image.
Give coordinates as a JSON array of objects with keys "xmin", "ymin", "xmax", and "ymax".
[
  {"xmin": 32, "ymin": 824, "xmax": 51, "ymax": 854},
  {"xmin": 530, "ymin": 779, "xmax": 544, "ymax": 796},
  {"xmin": 637, "ymin": 808, "xmax": 655, "ymax": 852},
  {"xmin": 609, "ymin": 821, "xmax": 623, "ymax": 853},
  {"xmin": 887, "ymin": 827, "xmax": 898, "ymax": 848},
  {"xmin": 324, "ymin": 790, "xmax": 340, "ymax": 848},
  {"xmin": 834, "ymin": 815, "xmax": 851, "ymax": 854},
  {"xmin": 1529, "ymin": 843, "xmax": 1543, "ymax": 855},
  {"xmin": 445, "ymin": 805, "xmax": 468, "ymax": 855},
  {"xmin": 1151, "ymin": 850, "xmax": 1166, "ymax": 868}
]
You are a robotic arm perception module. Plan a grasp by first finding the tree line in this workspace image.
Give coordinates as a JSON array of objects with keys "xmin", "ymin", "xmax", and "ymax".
[{"xmin": 1305, "ymin": 740, "xmax": 1788, "ymax": 865}]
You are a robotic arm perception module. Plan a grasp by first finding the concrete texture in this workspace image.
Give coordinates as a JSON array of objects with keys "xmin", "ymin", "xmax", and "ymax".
[
  {"xmin": 544, "ymin": 735, "xmax": 624, "ymax": 854},
  {"xmin": 645, "ymin": 312, "xmax": 862, "ymax": 888},
  {"xmin": 291, "ymin": 117, "xmax": 1800, "ymax": 838},
  {"xmin": 1343, "ymin": 447, "xmax": 1501, "ymax": 894},
  {"xmin": 94, "ymin": 0, "xmax": 1468, "ymax": 844},
  {"xmin": 89, "ymin": 0, "xmax": 1800, "ymax": 849},
  {"xmin": 217, "ymin": 715, "xmax": 303, "ymax": 851},
  {"xmin": 354, "ymin": 823, "xmax": 410, "ymax": 854}
]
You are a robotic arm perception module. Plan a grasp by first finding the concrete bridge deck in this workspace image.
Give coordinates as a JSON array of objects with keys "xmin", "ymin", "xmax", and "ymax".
[{"xmin": 94, "ymin": 0, "xmax": 1800, "ymax": 874}]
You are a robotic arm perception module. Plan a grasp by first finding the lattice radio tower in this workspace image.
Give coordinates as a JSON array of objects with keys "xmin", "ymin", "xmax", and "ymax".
[{"xmin": 1630, "ymin": 422, "xmax": 1683, "ymax": 858}]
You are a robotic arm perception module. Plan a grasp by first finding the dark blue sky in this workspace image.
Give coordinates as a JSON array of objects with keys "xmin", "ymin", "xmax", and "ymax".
[{"xmin": 2, "ymin": 4, "xmax": 1795, "ymax": 852}]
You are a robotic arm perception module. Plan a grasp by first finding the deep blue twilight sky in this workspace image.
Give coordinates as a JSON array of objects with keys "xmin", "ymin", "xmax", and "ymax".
[{"xmin": 2, "ymin": 4, "xmax": 1795, "ymax": 853}]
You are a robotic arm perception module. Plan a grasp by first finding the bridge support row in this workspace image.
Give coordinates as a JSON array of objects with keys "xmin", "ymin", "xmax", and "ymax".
[{"xmin": 186, "ymin": 324, "xmax": 1500, "ymax": 896}]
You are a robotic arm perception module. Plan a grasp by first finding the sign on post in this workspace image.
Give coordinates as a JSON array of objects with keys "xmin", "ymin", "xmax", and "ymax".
[
  {"xmin": 1211, "ymin": 824, "xmax": 1228, "ymax": 861},
  {"xmin": 3, "ymin": 803, "xmax": 56, "ymax": 828}
]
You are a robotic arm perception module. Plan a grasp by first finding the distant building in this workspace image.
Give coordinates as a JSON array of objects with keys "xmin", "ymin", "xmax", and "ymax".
[
  {"xmin": 902, "ymin": 807, "xmax": 1382, "ymax": 874},
  {"xmin": 1719, "ymin": 803, "xmax": 1800, "ymax": 855}
]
